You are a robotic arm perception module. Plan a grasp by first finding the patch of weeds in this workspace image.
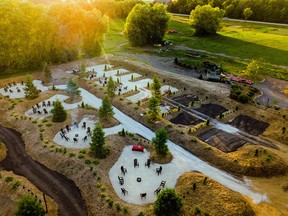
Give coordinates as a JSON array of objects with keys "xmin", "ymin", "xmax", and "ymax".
[
  {"xmin": 115, "ymin": 203, "xmax": 121, "ymax": 212},
  {"xmin": 123, "ymin": 207, "xmax": 129, "ymax": 214},
  {"xmin": 134, "ymin": 106, "xmax": 139, "ymax": 110},
  {"xmin": 93, "ymin": 159, "xmax": 99, "ymax": 165},
  {"xmin": 137, "ymin": 212, "xmax": 144, "ymax": 216},
  {"xmin": 39, "ymin": 128, "xmax": 45, "ymax": 132},
  {"xmin": 165, "ymin": 123, "xmax": 172, "ymax": 128},
  {"xmin": 233, "ymin": 158, "xmax": 238, "ymax": 162},
  {"xmin": 100, "ymin": 192, "xmax": 106, "ymax": 197},
  {"xmin": 43, "ymin": 140, "xmax": 49, "ymax": 144},
  {"xmin": 46, "ymin": 123, "xmax": 52, "ymax": 127},
  {"xmin": 43, "ymin": 144, "xmax": 47, "ymax": 148},
  {"xmin": 50, "ymin": 144, "xmax": 54, "ymax": 148},
  {"xmin": 191, "ymin": 136, "xmax": 197, "ymax": 142},
  {"xmin": 89, "ymin": 166, "xmax": 93, "ymax": 171},
  {"xmin": 40, "ymin": 133, "xmax": 43, "ymax": 141},
  {"xmin": 69, "ymin": 152, "xmax": 76, "ymax": 157},
  {"xmin": 100, "ymin": 185, "xmax": 106, "ymax": 191},
  {"xmin": 195, "ymin": 206, "xmax": 201, "ymax": 215},
  {"xmin": 105, "ymin": 196, "xmax": 111, "ymax": 202},
  {"xmin": 108, "ymin": 200, "xmax": 113, "ymax": 208},
  {"xmin": 31, "ymin": 119, "xmax": 38, "ymax": 123},
  {"xmin": 92, "ymin": 171, "xmax": 97, "ymax": 176},
  {"xmin": 79, "ymin": 150, "xmax": 86, "ymax": 154},
  {"xmin": 38, "ymin": 124, "xmax": 43, "ymax": 128},
  {"xmin": 63, "ymin": 148, "xmax": 67, "ymax": 154},
  {"xmin": 266, "ymin": 155, "xmax": 272, "ymax": 162},
  {"xmin": 42, "ymin": 118, "xmax": 48, "ymax": 123},
  {"xmin": 96, "ymin": 182, "xmax": 101, "ymax": 188},
  {"xmin": 5, "ymin": 176, "xmax": 13, "ymax": 182},
  {"xmin": 204, "ymin": 146, "xmax": 212, "ymax": 150},
  {"xmin": 78, "ymin": 154, "xmax": 85, "ymax": 159},
  {"xmin": 97, "ymin": 176, "xmax": 101, "ymax": 181},
  {"xmin": 49, "ymin": 148, "xmax": 54, "ymax": 152},
  {"xmin": 85, "ymin": 159, "xmax": 91, "ymax": 164},
  {"xmin": 11, "ymin": 180, "xmax": 20, "ymax": 190},
  {"xmin": 127, "ymin": 101, "xmax": 132, "ymax": 105}
]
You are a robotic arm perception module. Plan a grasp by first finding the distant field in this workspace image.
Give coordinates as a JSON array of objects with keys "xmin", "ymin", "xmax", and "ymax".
[{"xmin": 166, "ymin": 16, "xmax": 288, "ymax": 66}]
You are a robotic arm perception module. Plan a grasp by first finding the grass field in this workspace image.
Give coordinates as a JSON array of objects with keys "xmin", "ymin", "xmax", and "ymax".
[
  {"xmin": 103, "ymin": 15, "xmax": 288, "ymax": 80},
  {"xmin": 166, "ymin": 16, "xmax": 288, "ymax": 66}
]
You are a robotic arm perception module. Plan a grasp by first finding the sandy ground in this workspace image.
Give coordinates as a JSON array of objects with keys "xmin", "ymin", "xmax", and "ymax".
[
  {"xmin": 110, "ymin": 146, "xmax": 185, "ymax": 205},
  {"xmin": 0, "ymin": 80, "xmax": 48, "ymax": 99}
]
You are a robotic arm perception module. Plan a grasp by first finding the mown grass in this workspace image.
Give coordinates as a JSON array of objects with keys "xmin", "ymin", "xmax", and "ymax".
[
  {"xmin": 166, "ymin": 16, "xmax": 288, "ymax": 66},
  {"xmin": 103, "ymin": 16, "xmax": 288, "ymax": 80}
]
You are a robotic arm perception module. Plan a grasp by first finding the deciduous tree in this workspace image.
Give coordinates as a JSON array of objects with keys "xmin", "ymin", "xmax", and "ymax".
[
  {"xmin": 189, "ymin": 5, "xmax": 224, "ymax": 35},
  {"xmin": 124, "ymin": 3, "xmax": 170, "ymax": 46},
  {"xmin": 243, "ymin": 7, "xmax": 253, "ymax": 21}
]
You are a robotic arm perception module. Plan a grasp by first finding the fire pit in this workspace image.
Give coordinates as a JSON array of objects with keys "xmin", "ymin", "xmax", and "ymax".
[{"xmin": 137, "ymin": 177, "xmax": 141, "ymax": 182}]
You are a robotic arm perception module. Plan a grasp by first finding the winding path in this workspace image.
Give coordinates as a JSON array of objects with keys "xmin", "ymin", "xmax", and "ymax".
[{"xmin": 0, "ymin": 125, "xmax": 87, "ymax": 216}]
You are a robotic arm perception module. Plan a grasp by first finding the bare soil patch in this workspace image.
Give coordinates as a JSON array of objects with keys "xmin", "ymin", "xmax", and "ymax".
[
  {"xmin": 172, "ymin": 94, "xmax": 200, "ymax": 106},
  {"xmin": 175, "ymin": 171, "xmax": 255, "ymax": 216},
  {"xmin": 170, "ymin": 112, "xmax": 203, "ymax": 126},
  {"xmin": 195, "ymin": 103, "xmax": 228, "ymax": 118},
  {"xmin": 198, "ymin": 128, "xmax": 246, "ymax": 152},
  {"xmin": 230, "ymin": 115, "xmax": 270, "ymax": 135}
]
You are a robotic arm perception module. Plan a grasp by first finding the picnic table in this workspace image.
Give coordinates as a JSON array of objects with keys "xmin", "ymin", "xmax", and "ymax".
[{"xmin": 132, "ymin": 145, "xmax": 144, "ymax": 152}]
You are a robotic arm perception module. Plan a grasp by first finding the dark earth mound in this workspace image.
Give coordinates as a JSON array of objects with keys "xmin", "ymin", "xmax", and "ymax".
[
  {"xmin": 198, "ymin": 128, "xmax": 246, "ymax": 152},
  {"xmin": 172, "ymin": 94, "xmax": 200, "ymax": 107},
  {"xmin": 229, "ymin": 115, "xmax": 270, "ymax": 136},
  {"xmin": 170, "ymin": 112, "xmax": 203, "ymax": 125},
  {"xmin": 195, "ymin": 103, "xmax": 228, "ymax": 118}
]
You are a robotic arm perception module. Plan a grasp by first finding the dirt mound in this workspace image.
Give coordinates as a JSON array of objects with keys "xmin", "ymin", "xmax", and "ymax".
[
  {"xmin": 198, "ymin": 128, "xmax": 246, "ymax": 152},
  {"xmin": 172, "ymin": 94, "xmax": 200, "ymax": 106},
  {"xmin": 230, "ymin": 115, "xmax": 270, "ymax": 135},
  {"xmin": 175, "ymin": 172, "xmax": 255, "ymax": 216},
  {"xmin": 195, "ymin": 103, "xmax": 228, "ymax": 118},
  {"xmin": 170, "ymin": 112, "xmax": 203, "ymax": 126}
]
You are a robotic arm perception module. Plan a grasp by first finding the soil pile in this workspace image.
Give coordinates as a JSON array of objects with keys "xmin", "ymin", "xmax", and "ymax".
[
  {"xmin": 175, "ymin": 172, "xmax": 255, "ymax": 216},
  {"xmin": 230, "ymin": 115, "xmax": 270, "ymax": 136},
  {"xmin": 172, "ymin": 94, "xmax": 200, "ymax": 106},
  {"xmin": 195, "ymin": 103, "xmax": 228, "ymax": 118},
  {"xmin": 198, "ymin": 128, "xmax": 246, "ymax": 152},
  {"xmin": 170, "ymin": 112, "xmax": 203, "ymax": 126}
]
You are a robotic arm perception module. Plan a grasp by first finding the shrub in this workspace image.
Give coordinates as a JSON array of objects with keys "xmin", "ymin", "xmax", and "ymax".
[
  {"xmin": 5, "ymin": 176, "xmax": 13, "ymax": 182},
  {"xmin": 195, "ymin": 207, "xmax": 201, "ymax": 215},
  {"xmin": 115, "ymin": 203, "xmax": 121, "ymax": 212},
  {"xmin": 11, "ymin": 181, "xmax": 21, "ymax": 190},
  {"xmin": 124, "ymin": 207, "xmax": 129, "ymax": 214},
  {"xmin": 238, "ymin": 94, "xmax": 249, "ymax": 103},
  {"xmin": 93, "ymin": 160, "xmax": 99, "ymax": 165},
  {"xmin": 108, "ymin": 200, "xmax": 113, "ymax": 208},
  {"xmin": 96, "ymin": 182, "xmax": 101, "ymax": 188},
  {"xmin": 78, "ymin": 154, "xmax": 85, "ymax": 159},
  {"xmin": 93, "ymin": 171, "xmax": 97, "ymax": 176},
  {"xmin": 46, "ymin": 123, "xmax": 52, "ymax": 127},
  {"xmin": 203, "ymin": 177, "xmax": 208, "ymax": 185},
  {"xmin": 85, "ymin": 159, "xmax": 91, "ymax": 164},
  {"xmin": 69, "ymin": 152, "xmax": 76, "ymax": 157},
  {"xmin": 38, "ymin": 124, "xmax": 43, "ymax": 128},
  {"xmin": 254, "ymin": 149, "xmax": 259, "ymax": 157},
  {"xmin": 101, "ymin": 185, "xmax": 106, "ymax": 191},
  {"xmin": 266, "ymin": 155, "xmax": 272, "ymax": 162},
  {"xmin": 39, "ymin": 128, "xmax": 45, "ymax": 133},
  {"xmin": 63, "ymin": 148, "xmax": 67, "ymax": 154},
  {"xmin": 15, "ymin": 194, "xmax": 45, "ymax": 216},
  {"xmin": 42, "ymin": 118, "xmax": 48, "ymax": 123},
  {"xmin": 192, "ymin": 183, "xmax": 197, "ymax": 191},
  {"xmin": 79, "ymin": 150, "xmax": 86, "ymax": 154}
]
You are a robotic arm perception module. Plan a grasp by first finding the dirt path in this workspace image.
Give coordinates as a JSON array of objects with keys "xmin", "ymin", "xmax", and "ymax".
[{"xmin": 0, "ymin": 125, "xmax": 87, "ymax": 216}]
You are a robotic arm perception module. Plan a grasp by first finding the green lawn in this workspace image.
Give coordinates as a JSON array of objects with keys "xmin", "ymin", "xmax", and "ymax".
[
  {"xmin": 103, "ymin": 16, "xmax": 288, "ymax": 80},
  {"xmin": 166, "ymin": 16, "xmax": 288, "ymax": 66}
]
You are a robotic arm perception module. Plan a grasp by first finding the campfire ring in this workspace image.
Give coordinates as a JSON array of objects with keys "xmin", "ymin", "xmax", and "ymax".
[{"xmin": 137, "ymin": 177, "xmax": 141, "ymax": 182}]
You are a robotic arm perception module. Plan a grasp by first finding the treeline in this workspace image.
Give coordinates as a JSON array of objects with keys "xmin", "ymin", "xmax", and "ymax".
[
  {"xmin": 0, "ymin": 0, "xmax": 143, "ymax": 74},
  {"xmin": 167, "ymin": 0, "xmax": 288, "ymax": 24}
]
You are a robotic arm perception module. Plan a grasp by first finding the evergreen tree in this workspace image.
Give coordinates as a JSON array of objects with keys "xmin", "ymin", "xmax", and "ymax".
[
  {"xmin": 15, "ymin": 194, "xmax": 45, "ymax": 216},
  {"xmin": 43, "ymin": 62, "xmax": 52, "ymax": 83},
  {"xmin": 51, "ymin": 99, "xmax": 67, "ymax": 122},
  {"xmin": 90, "ymin": 122, "xmax": 109, "ymax": 158},
  {"xmin": 154, "ymin": 188, "xmax": 183, "ymax": 216},
  {"xmin": 152, "ymin": 127, "xmax": 169, "ymax": 157},
  {"xmin": 107, "ymin": 76, "xmax": 115, "ymax": 98},
  {"xmin": 99, "ymin": 95, "xmax": 114, "ymax": 120},
  {"xmin": 147, "ymin": 95, "xmax": 161, "ymax": 122},
  {"xmin": 151, "ymin": 75, "xmax": 162, "ymax": 101},
  {"xmin": 66, "ymin": 77, "xmax": 80, "ymax": 101},
  {"xmin": 24, "ymin": 75, "xmax": 39, "ymax": 99}
]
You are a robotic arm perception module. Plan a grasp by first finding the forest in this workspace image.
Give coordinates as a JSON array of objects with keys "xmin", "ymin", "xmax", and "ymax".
[
  {"xmin": 0, "ymin": 0, "xmax": 143, "ymax": 74},
  {"xmin": 167, "ymin": 0, "xmax": 288, "ymax": 23}
]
